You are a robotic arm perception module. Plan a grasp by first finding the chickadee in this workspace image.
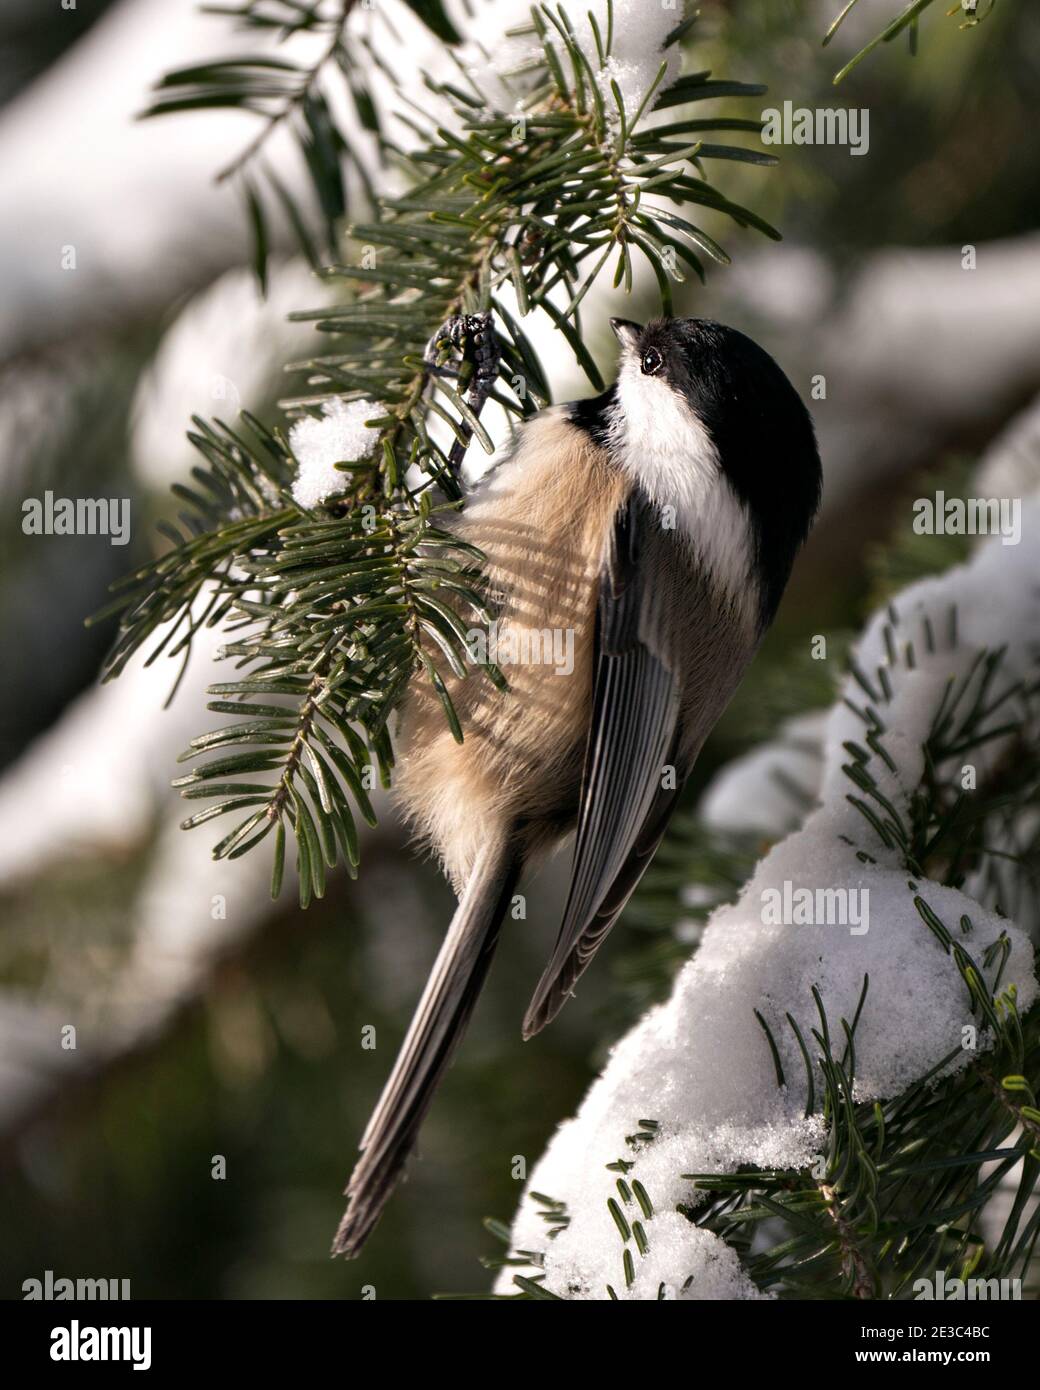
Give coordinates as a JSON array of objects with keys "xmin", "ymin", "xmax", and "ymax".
[{"xmin": 333, "ymin": 316, "xmax": 822, "ymax": 1257}]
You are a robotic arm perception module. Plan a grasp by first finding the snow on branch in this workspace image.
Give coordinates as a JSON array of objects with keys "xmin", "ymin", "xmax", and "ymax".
[{"xmin": 498, "ymin": 484, "xmax": 1040, "ymax": 1301}]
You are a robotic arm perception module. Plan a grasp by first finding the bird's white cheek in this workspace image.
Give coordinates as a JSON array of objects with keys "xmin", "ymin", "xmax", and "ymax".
[
  {"xmin": 609, "ymin": 357, "xmax": 759, "ymax": 624},
  {"xmin": 610, "ymin": 357, "xmax": 719, "ymax": 505}
]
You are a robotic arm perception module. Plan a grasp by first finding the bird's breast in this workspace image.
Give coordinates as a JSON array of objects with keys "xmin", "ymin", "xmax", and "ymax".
[{"xmin": 392, "ymin": 410, "xmax": 628, "ymax": 887}]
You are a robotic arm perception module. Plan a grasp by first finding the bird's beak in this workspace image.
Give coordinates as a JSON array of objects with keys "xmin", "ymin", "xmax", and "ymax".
[{"xmin": 610, "ymin": 317, "xmax": 643, "ymax": 352}]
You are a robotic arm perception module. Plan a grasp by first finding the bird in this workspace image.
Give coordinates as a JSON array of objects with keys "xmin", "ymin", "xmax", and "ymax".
[{"xmin": 332, "ymin": 315, "xmax": 822, "ymax": 1257}]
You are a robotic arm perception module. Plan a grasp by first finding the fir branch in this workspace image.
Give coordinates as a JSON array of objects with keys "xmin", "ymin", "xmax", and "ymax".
[
  {"xmin": 652, "ymin": 632, "xmax": 1039, "ymax": 1298},
  {"xmin": 144, "ymin": 0, "xmax": 462, "ymax": 270},
  {"xmin": 97, "ymin": 3, "xmax": 779, "ymax": 899},
  {"xmin": 824, "ymin": 0, "xmax": 997, "ymax": 86},
  {"xmin": 487, "ymin": 492, "xmax": 1040, "ymax": 1301},
  {"xmin": 210, "ymin": 2, "xmax": 360, "ymax": 187}
]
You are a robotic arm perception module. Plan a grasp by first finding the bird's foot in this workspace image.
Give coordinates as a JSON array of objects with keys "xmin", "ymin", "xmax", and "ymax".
[{"xmin": 423, "ymin": 312, "xmax": 500, "ymax": 487}]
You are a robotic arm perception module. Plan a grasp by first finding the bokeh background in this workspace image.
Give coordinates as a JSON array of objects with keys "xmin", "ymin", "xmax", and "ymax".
[{"xmin": 2, "ymin": 0, "xmax": 1039, "ymax": 1299}]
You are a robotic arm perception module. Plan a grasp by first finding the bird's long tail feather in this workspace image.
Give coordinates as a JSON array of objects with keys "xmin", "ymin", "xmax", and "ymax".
[{"xmin": 332, "ymin": 834, "xmax": 521, "ymax": 1257}]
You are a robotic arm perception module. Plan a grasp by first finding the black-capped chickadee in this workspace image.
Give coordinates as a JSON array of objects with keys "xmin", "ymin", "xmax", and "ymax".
[{"xmin": 333, "ymin": 316, "xmax": 822, "ymax": 1257}]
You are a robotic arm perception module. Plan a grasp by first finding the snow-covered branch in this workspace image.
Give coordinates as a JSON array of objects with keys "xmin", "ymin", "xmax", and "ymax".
[{"xmin": 499, "ymin": 409, "xmax": 1040, "ymax": 1300}]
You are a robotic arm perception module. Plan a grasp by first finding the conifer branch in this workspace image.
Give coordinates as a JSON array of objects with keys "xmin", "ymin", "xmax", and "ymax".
[
  {"xmin": 96, "ymin": 3, "xmax": 778, "ymax": 902},
  {"xmin": 487, "ymin": 471, "xmax": 1040, "ymax": 1299},
  {"xmin": 824, "ymin": 0, "xmax": 997, "ymax": 85}
]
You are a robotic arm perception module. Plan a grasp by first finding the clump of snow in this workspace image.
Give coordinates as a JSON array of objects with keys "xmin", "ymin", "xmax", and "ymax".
[
  {"xmin": 587, "ymin": 1, "xmax": 682, "ymax": 121},
  {"xmin": 499, "ymin": 498, "xmax": 1040, "ymax": 1301},
  {"xmin": 628, "ymin": 1216, "xmax": 770, "ymax": 1301},
  {"xmin": 289, "ymin": 397, "xmax": 381, "ymax": 508},
  {"xmin": 464, "ymin": 0, "xmax": 680, "ymax": 124}
]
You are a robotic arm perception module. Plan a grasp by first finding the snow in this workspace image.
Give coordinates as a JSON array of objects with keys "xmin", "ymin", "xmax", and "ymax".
[
  {"xmin": 586, "ymin": 2, "xmax": 682, "ymax": 121},
  {"xmin": 289, "ymin": 397, "xmax": 381, "ymax": 508},
  {"xmin": 627, "ymin": 1215, "xmax": 770, "ymax": 1301},
  {"xmin": 463, "ymin": 0, "xmax": 680, "ymax": 123},
  {"xmin": 498, "ymin": 497, "xmax": 1040, "ymax": 1300}
]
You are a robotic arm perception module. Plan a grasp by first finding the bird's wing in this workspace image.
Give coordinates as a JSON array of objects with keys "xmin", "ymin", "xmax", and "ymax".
[{"xmin": 522, "ymin": 491, "xmax": 691, "ymax": 1039}]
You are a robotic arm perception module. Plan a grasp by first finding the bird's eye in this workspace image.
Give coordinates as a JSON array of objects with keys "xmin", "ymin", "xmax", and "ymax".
[{"xmin": 641, "ymin": 347, "xmax": 663, "ymax": 376}]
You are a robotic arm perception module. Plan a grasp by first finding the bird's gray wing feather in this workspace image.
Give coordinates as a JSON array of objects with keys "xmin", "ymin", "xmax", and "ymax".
[{"xmin": 522, "ymin": 492, "xmax": 693, "ymax": 1039}]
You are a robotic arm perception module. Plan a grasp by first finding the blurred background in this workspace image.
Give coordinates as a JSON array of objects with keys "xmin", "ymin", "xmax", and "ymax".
[{"xmin": 2, "ymin": 0, "xmax": 1039, "ymax": 1299}]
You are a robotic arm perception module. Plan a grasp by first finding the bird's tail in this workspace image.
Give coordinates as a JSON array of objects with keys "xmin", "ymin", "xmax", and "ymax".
[{"xmin": 332, "ymin": 834, "xmax": 521, "ymax": 1257}]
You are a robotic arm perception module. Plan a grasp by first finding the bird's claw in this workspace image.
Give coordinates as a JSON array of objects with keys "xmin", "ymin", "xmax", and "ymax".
[
  {"xmin": 423, "ymin": 312, "xmax": 501, "ymax": 489},
  {"xmin": 424, "ymin": 312, "xmax": 496, "ymax": 375}
]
